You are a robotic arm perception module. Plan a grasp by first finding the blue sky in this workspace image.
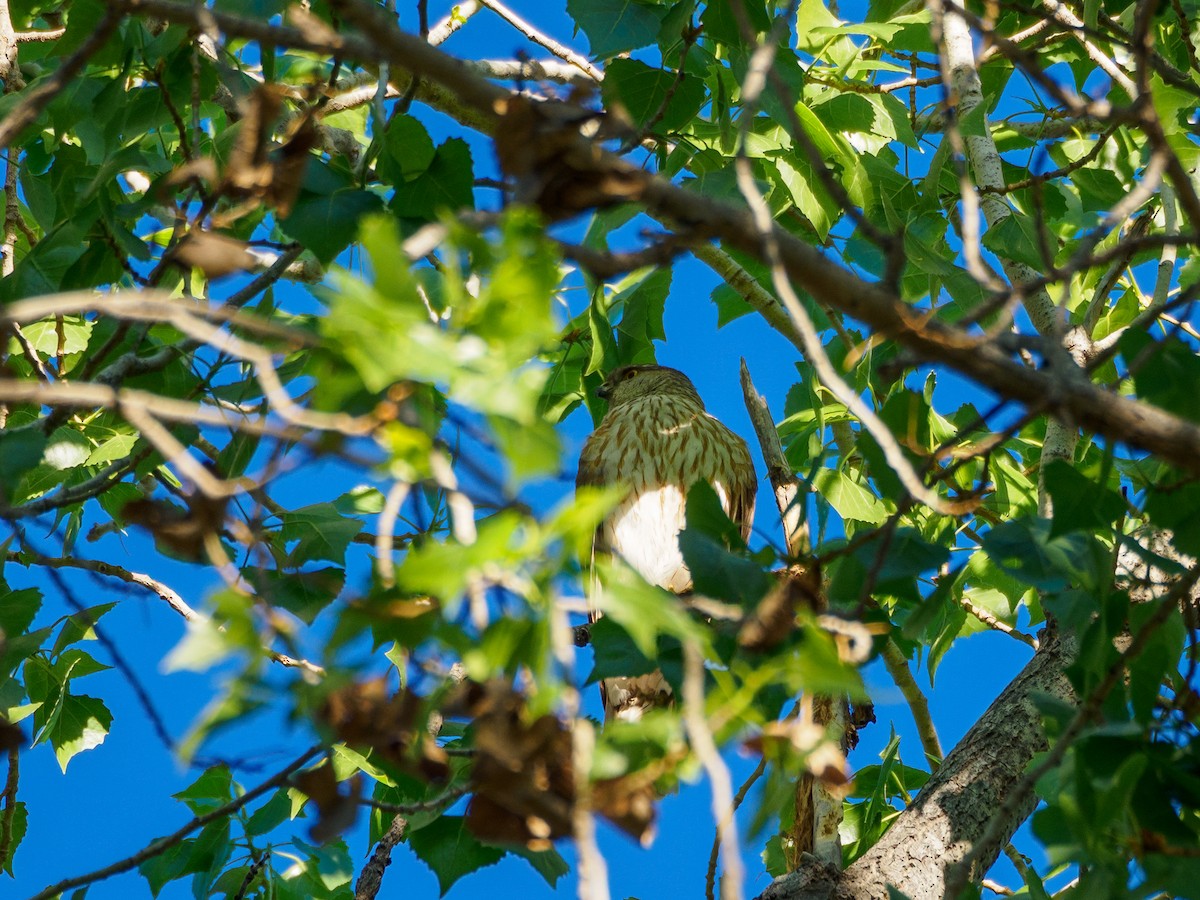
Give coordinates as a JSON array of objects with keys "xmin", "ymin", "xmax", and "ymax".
[{"xmin": 7, "ymin": 2, "xmax": 1060, "ymax": 898}]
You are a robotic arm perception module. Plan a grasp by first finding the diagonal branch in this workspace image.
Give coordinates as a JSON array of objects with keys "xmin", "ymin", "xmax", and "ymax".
[
  {"xmin": 24, "ymin": 746, "xmax": 322, "ymax": 900},
  {"xmin": 944, "ymin": 561, "xmax": 1200, "ymax": 895}
]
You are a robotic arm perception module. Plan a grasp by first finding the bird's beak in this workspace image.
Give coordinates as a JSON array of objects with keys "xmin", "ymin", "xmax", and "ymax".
[{"xmin": 596, "ymin": 382, "xmax": 612, "ymax": 400}]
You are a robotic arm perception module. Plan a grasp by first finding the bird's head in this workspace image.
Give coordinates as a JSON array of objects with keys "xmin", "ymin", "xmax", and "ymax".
[{"xmin": 596, "ymin": 365, "xmax": 705, "ymax": 408}]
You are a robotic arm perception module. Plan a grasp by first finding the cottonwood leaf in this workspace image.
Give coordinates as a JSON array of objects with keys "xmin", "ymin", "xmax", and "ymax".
[
  {"xmin": 408, "ymin": 815, "xmax": 505, "ymax": 895},
  {"xmin": 51, "ymin": 694, "xmax": 111, "ymax": 772},
  {"xmin": 280, "ymin": 503, "xmax": 364, "ymax": 566}
]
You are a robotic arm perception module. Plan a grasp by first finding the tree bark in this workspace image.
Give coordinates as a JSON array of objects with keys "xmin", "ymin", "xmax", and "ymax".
[{"xmin": 759, "ymin": 632, "xmax": 1075, "ymax": 900}]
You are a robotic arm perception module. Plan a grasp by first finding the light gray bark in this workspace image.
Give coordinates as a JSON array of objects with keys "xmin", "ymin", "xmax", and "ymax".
[{"xmin": 757, "ymin": 633, "xmax": 1075, "ymax": 900}]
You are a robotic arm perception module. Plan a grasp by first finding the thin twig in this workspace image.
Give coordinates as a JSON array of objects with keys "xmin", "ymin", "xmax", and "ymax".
[
  {"xmin": 24, "ymin": 545, "xmax": 181, "ymax": 755},
  {"xmin": 375, "ymin": 482, "xmax": 412, "ymax": 589},
  {"xmin": 0, "ymin": 10, "xmax": 120, "ymax": 147},
  {"xmin": 25, "ymin": 746, "xmax": 322, "ymax": 900},
  {"xmin": 361, "ymin": 784, "xmax": 469, "ymax": 815},
  {"xmin": 5, "ymin": 551, "xmax": 199, "ymax": 620},
  {"xmin": 960, "ymin": 594, "xmax": 1040, "ymax": 649},
  {"xmin": 551, "ymin": 583, "xmax": 608, "ymax": 900},
  {"xmin": 880, "ymin": 639, "xmax": 944, "ymax": 766},
  {"xmin": 706, "ymin": 758, "xmax": 766, "ymax": 900},
  {"xmin": 426, "ymin": 0, "xmax": 481, "ymax": 45},
  {"xmin": 475, "ymin": 0, "xmax": 602, "ymax": 80},
  {"xmin": 684, "ymin": 643, "xmax": 744, "ymax": 900}
]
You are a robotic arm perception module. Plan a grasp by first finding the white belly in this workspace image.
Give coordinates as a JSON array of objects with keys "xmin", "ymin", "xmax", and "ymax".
[
  {"xmin": 605, "ymin": 484, "xmax": 690, "ymax": 591},
  {"xmin": 603, "ymin": 480, "xmax": 736, "ymax": 592}
]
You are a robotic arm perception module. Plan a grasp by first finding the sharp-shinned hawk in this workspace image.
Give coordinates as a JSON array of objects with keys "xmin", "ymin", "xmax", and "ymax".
[{"xmin": 577, "ymin": 364, "xmax": 757, "ymax": 722}]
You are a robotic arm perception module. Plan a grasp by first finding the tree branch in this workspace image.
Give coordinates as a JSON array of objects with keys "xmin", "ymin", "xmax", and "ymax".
[
  {"xmin": 104, "ymin": 0, "xmax": 1200, "ymax": 480},
  {"xmin": 944, "ymin": 562, "xmax": 1200, "ymax": 896},
  {"xmin": 880, "ymin": 639, "xmax": 943, "ymax": 766},
  {"xmin": 25, "ymin": 747, "xmax": 322, "ymax": 900}
]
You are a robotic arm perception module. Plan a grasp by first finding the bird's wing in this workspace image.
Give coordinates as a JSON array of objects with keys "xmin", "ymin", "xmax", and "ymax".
[
  {"xmin": 728, "ymin": 435, "xmax": 758, "ymax": 544},
  {"xmin": 575, "ymin": 422, "xmax": 609, "ymax": 491}
]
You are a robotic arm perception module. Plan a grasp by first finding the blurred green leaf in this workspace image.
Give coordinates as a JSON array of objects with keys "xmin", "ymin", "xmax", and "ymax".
[{"xmin": 566, "ymin": 0, "xmax": 664, "ymax": 56}]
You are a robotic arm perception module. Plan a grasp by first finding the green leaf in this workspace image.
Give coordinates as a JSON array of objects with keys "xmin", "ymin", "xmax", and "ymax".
[
  {"xmin": 52, "ymin": 602, "xmax": 118, "ymax": 655},
  {"xmin": 389, "ymin": 138, "xmax": 474, "ymax": 221},
  {"xmin": 173, "ymin": 765, "xmax": 234, "ymax": 814},
  {"xmin": 566, "ymin": 0, "xmax": 664, "ymax": 57},
  {"xmin": 1070, "ymin": 167, "xmax": 1128, "ymax": 213},
  {"xmin": 593, "ymin": 562, "xmax": 708, "ymax": 656},
  {"xmin": 139, "ymin": 840, "xmax": 191, "ymax": 897},
  {"xmin": 85, "ymin": 429, "xmax": 138, "ymax": 467},
  {"xmin": 0, "ymin": 427, "xmax": 48, "ymax": 502},
  {"xmin": 1145, "ymin": 480, "xmax": 1200, "ymax": 555},
  {"xmin": 247, "ymin": 567, "xmax": 345, "ymax": 624},
  {"xmin": 0, "ymin": 799, "xmax": 26, "ymax": 875},
  {"xmin": 811, "ymin": 92, "xmax": 917, "ymax": 148},
  {"xmin": 712, "ymin": 282, "xmax": 754, "ymax": 327},
  {"xmin": 1127, "ymin": 603, "xmax": 1186, "ymax": 722},
  {"xmin": 14, "ymin": 316, "xmax": 93, "ymax": 356},
  {"xmin": 378, "ymin": 114, "xmax": 437, "ymax": 185},
  {"xmin": 49, "ymin": 648, "xmax": 110, "ymax": 681},
  {"xmin": 51, "ymin": 693, "xmax": 112, "ymax": 772},
  {"xmin": 280, "ymin": 503, "xmax": 364, "ymax": 566},
  {"xmin": 847, "ymin": 528, "xmax": 949, "ymax": 588},
  {"xmin": 611, "ymin": 266, "xmax": 670, "ymax": 364},
  {"xmin": 810, "ymin": 468, "xmax": 891, "ymax": 525},
  {"xmin": 244, "ymin": 788, "xmax": 294, "ymax": 836},
  {"xmin": 700, "ymin": 0, "xmax": 771, "ymax": 46},
  {"xmin": 397, "ymin": 511, "xmax": 524, "ymax": 610},
  {"xmin": 586, "ymin": 292, "xmax": 619, "ymax": 377},
  {"xmin": 509, "ymin": 845, "xmax": 570, "ymax": 887},
  {"xmin": 0, "ymin": 224, "xmax": 87, "ymax": 301},
  {"xmin": 767, "ymin": 153, "xmax": 838, "ymax": 239},
  {"xmin": 794, "ymin": 0, "xmax": 844, "ymax": 52},
  {"xmin": 602, "ymin": 59, "xmax": 706, "ymax": 131},
  {"xmin": 0, "ymin": 582, "xmax": 42, "ymax": 639},
  {"xmin": 331, "ymin": 742, "xmax": 397, "ymax": 786},
  {"xmin": 333, "ymin": 486, "xmax": 387, "ymax": 515},
  {"xmin": 981, "ymin": 519, "xmax": 1108, "ymax": 593},
  {"xmin": 1120, "ymin": 330, "xmax": 1200, "ymax": 424},
  {"xmin": 408, "ymin": 815, "xmax": 505, "ymax": 895},
  {"xmin": 282, "ymin": 187, "xmax": 384, "ymax": 264},
  {"xmin": 161, "ymin": 617, "xmax": 236, "ymax": 674},
  {"xmin": 679, "ymin": 485, "xmax": 770, "ymax": 607},
  {"xmin": 585, "ymin": 616, "xmax": 657, "ymax": 685},
  {"xmin": 981, "ymin": 214, "xmax": 1050, "ymax": 270},
  {"xmin": 1044, "ymin": 460, "xmax": 1124, "ymax": 537}
]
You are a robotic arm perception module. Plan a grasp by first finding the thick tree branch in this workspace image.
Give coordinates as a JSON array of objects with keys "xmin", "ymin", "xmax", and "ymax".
[
  {"xmin": 761, "ymin": 633, "xmax": 1074, "ymax": 900},
  {"xmin": 110, "ymin": 2, "xmax": 1200, "ymax": 485},
  {"xmin": 944, "ymin": 562, "xmax": 1200, "ymax": 896}
]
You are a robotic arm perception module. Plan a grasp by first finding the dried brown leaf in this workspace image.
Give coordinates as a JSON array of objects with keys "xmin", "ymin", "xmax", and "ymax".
[{"xmin": 169, "ymin": 230, "xmax": 257, "ymax": 278}]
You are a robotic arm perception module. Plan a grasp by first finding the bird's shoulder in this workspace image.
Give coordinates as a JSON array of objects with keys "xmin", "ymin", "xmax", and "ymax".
[{"xmin": 576, "ymin": 409, "xmax": 625, "ymax": 489}]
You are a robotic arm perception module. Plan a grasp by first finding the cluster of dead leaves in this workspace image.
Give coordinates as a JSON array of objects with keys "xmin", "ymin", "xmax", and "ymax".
[
  {"xmin": 319, "ymin": 677, "xmax": 451, "ymax": 783},
  {"xmin": 450, "ymin": 679, "xmax": 658, "ymax": 850},
  {"xmin": 163, "ymin": 85, "xmax": 317, "ymax": 278},
  {"xmin": 122, "ymin": 492, "xmax": 228, "ymax": 563},
  {"xmin": 737, "ymin": 565, "xmax": 822, "ymax": 653},
  {"xmin": 493, "ymin": 94, "xmax": 646, "ymax": 221},
  {"xmin": 315, "ymin": 677, "xmax": 658, "ymax": 850}
]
